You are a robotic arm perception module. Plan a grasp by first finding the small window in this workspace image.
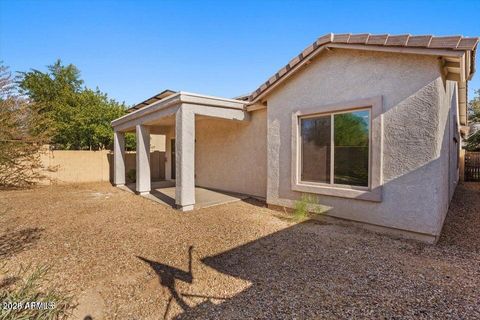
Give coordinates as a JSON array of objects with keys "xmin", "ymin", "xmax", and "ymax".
[{"xmin": 300, "ymin": 109, "xmax": 370, "ymax": 188}]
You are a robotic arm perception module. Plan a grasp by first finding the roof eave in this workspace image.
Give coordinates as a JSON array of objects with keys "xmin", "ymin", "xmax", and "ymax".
[
  {"xmin": 249, "ymin": 44, "xmax": 471, "ymax": 104},
  {"xmin": 248, "ymin": 33, "xmax": 479, "ymax": 104},
  {"xmin": 112, "ymin": 91, "xmax": 247, "ymax": 129}
]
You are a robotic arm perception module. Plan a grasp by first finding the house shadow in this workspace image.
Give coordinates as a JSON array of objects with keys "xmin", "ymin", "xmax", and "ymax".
[
  {"xmin": 169, "ymin": 184, "xmax": 479, "ymax": 319},
  {"xmin": 171, "ymin": 220, "xmax": 374, "ymax": 319},
  {"xmin": 436, "ymin": 182, "xmax": 480, "ymax": 253},
  {"xmin": 130, "ymin": 178, "xmax": 480, "ymax": 319},
  {"xmin": 0, "ymin": 227, "xmax": 44, "ymax": 259},
  {"xmin": 240, "ymin": 197, "xmax": 267, "ymax": 208},
  {"xmin": 118, "ymin": 180, "xmax": 176, "ymax": 208},
  {"xmin": 149, "ymin": 189, "xmax": 176, "ymax": 208}
]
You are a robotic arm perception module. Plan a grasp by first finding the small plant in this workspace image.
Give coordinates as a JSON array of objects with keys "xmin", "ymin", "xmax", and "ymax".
[
  {"xmin": 0, "ymin": 264, "xmax": 74, "ymax": 320},
  {"xmin": 293, "ymin": 193, "xmax": 320, "ymax": 221},
  {"xmin": 127, "ymin": 169, "xmax": 136, "ymax": 183}
]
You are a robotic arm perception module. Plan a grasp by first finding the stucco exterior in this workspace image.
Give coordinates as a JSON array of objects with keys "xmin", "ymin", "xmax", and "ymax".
[
  {"xmin": 111, "ymin": 34, "xmax": 476, "ymax": 241},
  {"xmin": 40, "ymin": 149, "xmax": 165, "ymax": 184},
  {"xmin": 155, "ymin": 110, "xmax": 267, "ymax": 198},
  {"xmin": 195, "ymin": 109, "xmax": 267, "ymax": 198},
  {"xmin": 265, "ymin": 48, "xmax": 459, "ymax": 241}
]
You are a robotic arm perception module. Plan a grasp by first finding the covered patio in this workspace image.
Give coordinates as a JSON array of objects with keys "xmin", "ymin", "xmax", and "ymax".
[
  {"xmin": 118, "ymin": 180, "xmax": 248, "ymax": 209},
  {"xmin": 111, "ymin": 92, "xmax": 249, "ymax": 211}
]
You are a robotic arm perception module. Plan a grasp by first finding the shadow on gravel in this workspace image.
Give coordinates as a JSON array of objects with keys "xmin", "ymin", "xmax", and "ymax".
[
  {"xmin": 138, "ymin": 246, "xmax": 194, "ymax": 318},
  {"xmin": 172, "ymin": 214, "xmax": 480, "ymax": 319},
  {"xmin": 0, "ymin": 227, "xmax": 44, "ymax": 259},
  {"xmin": 437, "ymin": 183, "xmax": 480, "ymax": 253},
  {"xmin": 135, "ymin": 184, "xmax": 479, "ymax": 319},
  {"xmin": 138, "ymin": 246, "xmax": 223, "ymax": 320},
  {"xmin": 138, "ymin": 246, "xmax": 230, "ymax": 320},
  {"xmin": 240, "ymin": 198, "xmax": 267, "ymax": 208}
]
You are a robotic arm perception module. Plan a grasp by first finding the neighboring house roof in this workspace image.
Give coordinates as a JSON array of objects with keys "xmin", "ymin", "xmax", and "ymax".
[
  {"xmin": 248, "ymin": 33, "xmax": 479, "ymax": 103},
  {"xmin": 128, "ymin": 89, "xmax": 177, "ymax": 113}
]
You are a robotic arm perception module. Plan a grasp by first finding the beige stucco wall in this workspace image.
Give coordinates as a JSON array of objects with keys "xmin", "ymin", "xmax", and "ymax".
[
  {"xmin": 151, "ymin": 134, "xmax": 166, "ymax": 152},
  {"xmin": 40, "ymin": 150, "xmax": 112, "ymax": 183},
  {"xmin": 436, "ymin": 81, "xmax": 460, "ymax": 234},
  {"xmin": 195, "ymin": 109, "xmax": 267, "ymax": 198},
  {"xmin": 266, "ymin": 48, "xmax": 458, "ymax": 239},
  {"xmin": 447, "ymin": 82, "xmax": 460, "ymax": 201},
  {"xmin": 40, "ymin": 148, "xmax": 165, "ymax": 184}
]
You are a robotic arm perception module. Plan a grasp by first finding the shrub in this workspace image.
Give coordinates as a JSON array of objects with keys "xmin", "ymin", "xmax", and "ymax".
[
  {"xmin": 0, "ymin": 64, "xmax": 49, "ymax": 189},
  {"xmin": 293, "ymin": 193, "xmax": 320, "ymax": 221},
  {"xmin": 127, "ymin": 169, "xmax": 136, "ymax": 183},
  {"xmin": 0, "ymin": 264, "xmax": 74, "ymax": 319}
]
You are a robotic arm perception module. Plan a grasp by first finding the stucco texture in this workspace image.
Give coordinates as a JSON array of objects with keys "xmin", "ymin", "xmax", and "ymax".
[
  {"xmin": 195, "ymin": 109, "xmax": 267, "ymax": 198},
  {"xmin": 265, "ymin": 48, "xmax": 458, "ymax": 238},
  {"xmin": 40, "ymin": 148, "xmax": 165, "ymax": 184}
]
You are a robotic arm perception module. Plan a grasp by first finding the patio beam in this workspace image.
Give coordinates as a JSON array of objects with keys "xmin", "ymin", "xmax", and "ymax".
[
  {"xmin": 113, "ymin": 130, "xmax": 125, "ymax": 186},
  {"xmin": 183, "ymin": 103, "xmax": 249, "ymax": 121},
  {"xmin": 136, "ymin": 124, "xmax": 151, "ymax": 195},
  {"xmin": 175, "ymin": 105, "xmax": 195, "ymax": 211}
]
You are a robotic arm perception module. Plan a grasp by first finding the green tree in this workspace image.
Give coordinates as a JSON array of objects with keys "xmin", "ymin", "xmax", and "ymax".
[
  {"xmin": 333, "ymin": 112, "xmax": 369, "ymax": 147},
  {"xmin": 466, "ymin": 89, "xmax": 480, "ymax": 151},
  {"xmin": 18, "ymin": 60, "xmax": 82, "ymax": 136},
  {"xmin": 333, "ymin": 111, "xmax": 369, "ymax": 186},
  {"xmin": 18, "ymin": 60, "xmax": 133, "ymax": 150},
  {"xmin": 468, "ymin": 89, "xmax": 480, "ymax": 122}
]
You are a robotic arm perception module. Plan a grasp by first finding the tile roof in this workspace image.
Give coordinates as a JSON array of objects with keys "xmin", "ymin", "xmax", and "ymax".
[{"xmin": 249, "ymin": 33, "xmax": 479, "ymax": 102}]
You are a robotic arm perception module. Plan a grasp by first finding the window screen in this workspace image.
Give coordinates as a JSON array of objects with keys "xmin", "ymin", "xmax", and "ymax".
[{"xmin": 300, "ymin": 110, "xmax": 370, "ymax": 187}]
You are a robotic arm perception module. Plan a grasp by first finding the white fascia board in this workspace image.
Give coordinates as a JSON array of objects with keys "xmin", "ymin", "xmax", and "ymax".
[{"xmin": 111, "ymin": 92, "xmax": 247, "ymax": 129}]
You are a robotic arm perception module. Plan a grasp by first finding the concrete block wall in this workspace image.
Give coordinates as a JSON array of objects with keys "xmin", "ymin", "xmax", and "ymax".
[{"xmin": 40, "ymin": 149, "xmax": 165, "ymax": 184}]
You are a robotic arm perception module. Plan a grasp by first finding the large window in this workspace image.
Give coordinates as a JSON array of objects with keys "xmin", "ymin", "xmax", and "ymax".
[
  {"xmin": 300, "ymin": 109, "xmax": 370, "ymax": 187},
  {"xmin": 292, "ymin": 97, "xmax": 382, "ymax": 201}
]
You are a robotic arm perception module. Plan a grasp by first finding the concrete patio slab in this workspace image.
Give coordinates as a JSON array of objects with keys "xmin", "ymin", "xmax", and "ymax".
[{"xmin": 119, "ymin": 181, "xmax": 248, "ymax": 209}]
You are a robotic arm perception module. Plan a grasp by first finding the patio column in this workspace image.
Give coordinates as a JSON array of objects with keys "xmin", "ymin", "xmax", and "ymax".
[
  {"xmin": 175, "ymin": 106, "xmax": 195, "ymax": 211},
  {"xmin": 113, "ymin": 130, "xmax": 125, "ymax": 186},
  {"xmin": 136, "ymin": 124, "xmax": 151, "ymax": 195}
]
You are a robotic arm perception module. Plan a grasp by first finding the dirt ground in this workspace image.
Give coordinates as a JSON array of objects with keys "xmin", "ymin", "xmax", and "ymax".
[{"xmin": 1, "ymin": 182, "xmax": 479, "ymax": 319}]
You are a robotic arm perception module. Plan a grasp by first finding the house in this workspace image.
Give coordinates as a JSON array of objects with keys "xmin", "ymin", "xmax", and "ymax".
[{"xmin": 111, "ymin": 33, "xmax": 478, "ymax": 243}]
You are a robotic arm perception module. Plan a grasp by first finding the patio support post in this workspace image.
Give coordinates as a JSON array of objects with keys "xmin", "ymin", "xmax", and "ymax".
[
  {"xmin": 175, "ymin": 105, "xmax": 195, "ymax": 211},
  {"xmin": 136, "ymin": 124, "xmax": 151, "ymax": 194},
  {"xmin": 113, "ymin": 130, "xmax": 126, "ymax": 186}
]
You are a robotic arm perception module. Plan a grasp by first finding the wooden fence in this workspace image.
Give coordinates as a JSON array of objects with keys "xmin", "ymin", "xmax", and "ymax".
[{"xmin": 465, "ymin": 151, "xmax": 480, "ymax": 182}]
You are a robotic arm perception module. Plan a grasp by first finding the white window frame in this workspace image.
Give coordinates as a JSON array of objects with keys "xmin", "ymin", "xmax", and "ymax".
[{"xmin": 291, "ymin": 96, "xmax": 383, "ymax": 202}]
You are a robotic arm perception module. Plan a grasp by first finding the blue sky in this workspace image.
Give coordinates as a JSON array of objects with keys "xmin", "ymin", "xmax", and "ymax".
[{"xmin": 1, "ymin": 0, "xmax": 479, "ymax": 106}]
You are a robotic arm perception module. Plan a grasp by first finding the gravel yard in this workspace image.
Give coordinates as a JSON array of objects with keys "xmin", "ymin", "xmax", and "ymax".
[{"xmin": 1, "ymin": 182, "xmax": 479, "ymax": 319}]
